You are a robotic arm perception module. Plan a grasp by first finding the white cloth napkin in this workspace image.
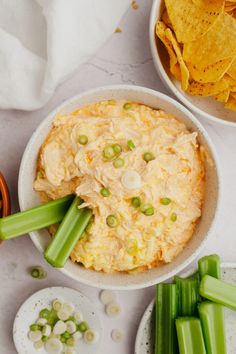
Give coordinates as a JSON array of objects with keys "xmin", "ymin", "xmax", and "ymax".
[{"xmin": 0, "ymin": 0, "xmax": 129, "ymax": 110}]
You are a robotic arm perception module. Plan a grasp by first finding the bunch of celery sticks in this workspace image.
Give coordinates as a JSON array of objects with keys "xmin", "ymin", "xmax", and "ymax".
[{"xmin": 155, "ymin": 254, "xmax": 236, "ymax": 354}]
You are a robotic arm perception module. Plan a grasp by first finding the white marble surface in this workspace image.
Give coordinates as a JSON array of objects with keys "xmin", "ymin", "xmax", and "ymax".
[{"xmin": 0, "ymin": 1, "xmax": 236, "ymax": 353}]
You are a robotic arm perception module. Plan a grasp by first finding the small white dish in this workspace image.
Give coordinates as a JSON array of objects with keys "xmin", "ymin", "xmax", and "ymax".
[
  {"xmin": 149, "ymin": 0, "xmax": 236, "ymax": 126},
  {"xmin": 18, "ymin": 85, "xmax": 221, "ymax": 290},
  {"xmin": 13, "ymin": 287, "xmax": 103, "ymax": 354},
  {"xmin": 135, "ymin": 263, "xmax": 236, "ymax": 354}
]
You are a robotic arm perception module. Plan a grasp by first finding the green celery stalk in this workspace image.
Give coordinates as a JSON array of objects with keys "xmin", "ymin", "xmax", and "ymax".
[
  {"xmin": 44, "ymin": 196, "xmax": 92, "ymax": 268},
  {"xmin": 175, "ymin": 276, "xmax": 200, "ymax": 316},
  {"xmin": 176, "ymin": 317, "xmax": 206, "ymax": 354},
  {"xmin": 198, "ymin": 301, "xmax": 226, "ymax": 354},
  {"xmin": 198, "ymin": 254, "xmax": 221, "ymax": 280},
  {"xmin": 200, "ymin": 275, "xmax": 236, "ymax": 310},
  {"xmin": 0, "ymin": 195, "xmax": 73, "ymax": 240},
  {"xmin": 155, "ymin": 284, "xmax": 178, "ymax": 354}
]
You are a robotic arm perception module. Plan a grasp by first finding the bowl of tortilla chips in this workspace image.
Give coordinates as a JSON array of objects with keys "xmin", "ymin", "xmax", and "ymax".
[{"xmin": 150, "ymin": 0, "xmax": 236, "ymax": 126}]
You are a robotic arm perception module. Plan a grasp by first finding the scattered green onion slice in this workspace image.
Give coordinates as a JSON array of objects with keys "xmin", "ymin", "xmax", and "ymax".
[
  {"xmin": 127, "ymin": 139, "xmax": 135, "ymax": 150},
  {"xmin": 103, "ymin": 146, "xmax": 116, "ymax": 159},
  {"xmin": 66, "ymin": 337, "xmax": 76, "ymax": 347},
  {"xmin": 123, "ymin": 102, "xmax": 132, "ymax": 110},
  {"xmin": 30, "ymin": 266, "xmax": 47, "ymax": 279},
  {"xmin": 106, "ymin": 215, "xmax": 119, "ymax": 228},
  {"xmin": 113, "ymin": 144, "xmax": 122, "ymax": 154},
  {"xmin": 39, "ymin": 308, "xmax": 51, "ymax": 320},
  {"xmin": 30, "ymin": 324, "xmax": 41, "ymax": 332},
  {"xmin": 113, "ymin": 157, "xmax": 125, "ymax": 168},
  {"xmin": 52, "ymin": 299, "xmax": 63, "ymax": 312},
  {"xmin": 78, "ymin": 135, "xmax": 88, "ymax": 145},
  {"xmin": 100, "ymin": 188, "xmax": 110, "ymax": 197},
  {"xmin": 143, "ymin": 152, "xmax": 155, "ymax": 162},
  {"xmin": 42, "ymin": 335, "xmax": 48, "ymax": 343},
  {"xmin": 140, "ymin": 203, "xmax": 155, "ymax": 216},
  {"xmin": 160, "ymin": 197, "xmax": 172, "ymax": 205},
  {"xmin": 77, "ymin": 321, "xmax": 90, "ymax": 333},
  {"xmin": 131, "ymin": 197, "xmax": 141, "ymax": 208},
  {"xmin": 83, "ymin": 329, "xmax": 99, "ymax": 344},
  {"xmin": 100, "ymin": 290, "xmax": 116, "ymax": 305},
  {"xmin": 105, "ymin": 302, "xmax": 121, "ymax": 317},
  {"xmin": 170, "ymin": 212, "xmax": 177, "ymax": 222},
  {"xmin": 61, "ymin": 331, "xmax": 71, "ymax": 339}
]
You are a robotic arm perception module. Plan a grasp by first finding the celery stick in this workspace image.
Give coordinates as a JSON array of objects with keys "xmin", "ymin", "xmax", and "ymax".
[
  {"xmin": 0, "ymin": 195, "xmax": 73, "ymax": 240},
  {"xmin": 155, "ymin": 284, "xmax": 178, "ymax": 354},
  {"xmin": 44, "ymin": 196, "xmax": 92, "ymax": 268},
  {"xmin": 175, "ymin": 276, "xmax": 200, "ymax": 316},
  {"xmin": 199, "ymin": 301, "xmax": 226, "ymax": 354},
  {"xmin": 200, "ymin": 275, "xmax": 236, "ymax": 310},
  {"xmin": 198, "ymin": 254, "xmax": 221, "ymax": 280},
  {"xmin": 176, "ymin": 317, "xmax": 206, "ymax": 354}
]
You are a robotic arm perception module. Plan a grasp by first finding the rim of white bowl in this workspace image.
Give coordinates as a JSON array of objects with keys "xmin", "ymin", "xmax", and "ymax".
[
  {"xmin": 134, "ymin": 262, "xmax": 236, "ymax": 353},
  {"xmin": 149, "ymin": 0, "xmax": 236, "ymax": 127},
  {"xmin": 18, "ymin": 84, "xmax": 222, "ymax": 290}
]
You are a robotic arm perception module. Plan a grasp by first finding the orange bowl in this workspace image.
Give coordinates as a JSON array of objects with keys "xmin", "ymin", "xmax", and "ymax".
[{"xmin": 0, "ymin": 172, "xmax": 11, "ymax": 218}]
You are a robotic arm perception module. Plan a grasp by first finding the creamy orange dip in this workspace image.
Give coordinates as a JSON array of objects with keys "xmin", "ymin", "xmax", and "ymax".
[{"xmin": 34, "ymin": 100, "xmax": 205, "ymax": 273}]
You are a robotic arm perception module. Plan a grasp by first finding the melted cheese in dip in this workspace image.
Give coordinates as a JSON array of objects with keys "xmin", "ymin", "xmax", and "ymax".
[{"xmin": 34, "ymin": 100, "xmax": 205, "ymax": 273}]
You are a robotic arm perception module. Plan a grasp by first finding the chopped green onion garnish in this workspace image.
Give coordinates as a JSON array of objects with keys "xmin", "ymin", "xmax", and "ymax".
[
  {"xmin": 131, "ymin": 197, "xmax": 141, "ymax": 208},
  {"xmin": 123, "ymin": 102, "xmax": 132, "ymax": 110},
  {"xmin": 127, "ymin": 140, "xmax": 135, "ymax": 150},
  {"xmin": 143, "ymin": 152, "xmax": 155, "ymax": 162},
  {"xmin": 30, "ymin": 266, "xmax": 47, "ymax": 279},
  {"xmin": 103, "ymin": 146, "xmax": 116, "ymax": 159},
  {"xmin": 39, "ymin": 309, "xmax": 51, "ymax": 320},
  {"xmin": 42, "ymin": 336, "xmax": 48, "ymax": 342},
  {"xmin": 170, "ymin": 213, "xmax": 177, "ymax": 222},
  {"xmin": 61, "ymin": 331, "xmax": 71, "ymax": 339},
  {"xmin": 113, "ymin": 144, "xmax": 122, "ymax": 154},
  {"xmin": 78, "ymin": 135, "xmax": 88, "ymax": 145},
  {"xmin": 77, "ymin": 321, "xmax": 90, "ymax": 333},
  {"xmin": 106, "ymin": 215, "xmax": 119, "ymax": 228},
  {"xmin": 140, "ymin": 203, "xmax": 155, "ymax": 216},
  {"xmin": 160, "ymin": 197, "xmax": 171, "ymax": 205},
  {"xmin": 100, "ymin": 188, "xmax": 110, "ymax": 197},
  {"xmin": 113, "ymin": 158, "xmax": 125, "ymax": 168},
  {"xmin": 30, "ymin": 324, "xmax": 41, "ymax": 331}
]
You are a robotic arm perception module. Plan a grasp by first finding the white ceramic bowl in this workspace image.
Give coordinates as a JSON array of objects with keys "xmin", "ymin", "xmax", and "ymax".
[
  {"xmin": 150, "ymin": 0, "xmax": 236, "ymax": 126},
  {"xmin": 18, "ymin": 85, "xmax": 221, "ymax": 290}
]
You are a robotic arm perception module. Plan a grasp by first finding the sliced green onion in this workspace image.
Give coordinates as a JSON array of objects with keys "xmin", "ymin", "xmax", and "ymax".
[
  {"xmin": 66, "ymin": 337, "xmax": 75, "ymax": 347},
  {"xmin": 47, "ymin": 309, "xmax": 58, "ymax": 326},
  {"xmin": 160, "ymin": 197, "xmax": 171, "ymax": 205},
  {"xmin": 198, "ymin": 302, "xmax": 226, "ymax": 354},
  {"xmin": 127, "ymin": 140, "xmax": 135, "ymax": 150},
  {"xmin": 103, "ymin": 146, "xmax": 116, "ymax": 159},
  {"xmin": 198, "ymin": 254, "xmax": 221, "ymax": 280},
  {"xmin": 113, "ymin": 144, "xmax": 122, "ymax": 154},
  {"xmin": 39, "ymin": 308, "xmax": 51, "ymax": 320},
  {"xmin": 106, "ymin": 215, "xmax": 119, "ymax": 228},
  {"xmin": 140, "ymin": 203, "xmax": 155, "ymax": 216},
  {"xmin": 30, "ymin": 324, "xmax": 41, "ymax": 332},
  {"xmin": 155, "ymin": 284, "xmax": 178, "ymax": 354},
  {"xmin": 44, "ymin": 196, "xmax": 92, "ymax": 268},
  {"xmin": 100, "ymin": 188, "xmax": 110, "ymax": 197},
  {"xmin": 78, "ymin": 135, "xmax": 88, "ymax": 145},
  {"xmin": 77, "ymin": 321, "xmax": 90, "ymax": 333},
  {"xmin": 143, "ymin": 152, "xmax": 155, "ymax": 162},
  {"xmin": 42, "ymin": 336, "xmax": 48, "ymax": 343},
  {"xmin": 170, "ymin": 213, "xmax": 177, "ymax": 222},
  {"xmin": 175, "ymin": 276, "xmax": 200, "ymax": 316},
  {"xmin": 123, "ymin": 102, "xmax": 132, "ymax": 110},
  {"xmin": 61, "ymin": 331, "xmax": 71, "ymax": 339},
  {"xmin": 52, "ymin": 299, "xmax": 63, "ymax": 312},
  {"xmin": 176, "ymin": 317, "xmax": 206, "ymax": 354},
  {"xmin": 0, "ymin": 195, "xmax": 73, "ymax": 240},
  {"xmin": 30, "ymin": 266, "xmax": 47, "ymax": 279},
  {"xmin": 113, "ymin": 158, "xmax": 125, "ymax": 168},
  {"xmin": 200, "ymin": 275, "xmax": 236, "ymax": 310},
  {"xmin": 131, "ymin": 197, "xmax": 141, "ymax": 208}
]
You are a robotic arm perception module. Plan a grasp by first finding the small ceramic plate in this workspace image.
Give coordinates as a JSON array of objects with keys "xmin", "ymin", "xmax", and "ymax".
[
  {"xmin": 135, "ymin": 263, "xmax": 236, "ymax": 354},
  {"xmin": 13, "ymin": 287, "xmax": 103, "ymax": 354}
]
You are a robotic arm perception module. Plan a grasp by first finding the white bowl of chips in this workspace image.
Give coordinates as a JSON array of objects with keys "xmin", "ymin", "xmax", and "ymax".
[{"xmin": 150, "ymin": 0, "xmax": 236, "ymax": 126}]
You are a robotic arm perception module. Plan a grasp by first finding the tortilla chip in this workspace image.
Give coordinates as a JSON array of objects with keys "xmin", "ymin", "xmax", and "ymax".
[
  {"xmin": 187, "ymin": 78, "xmax": 230, "ymax": 97},
  {"xmin": 162, "ymin": 10, "xmax": 173, "ymax": 29},
  {"xmin": 183, "ymin": 13, "xmax": 236, "ymax": 66},
  {"xmin": 187, "ymin": 57, "xmax": 234, "ymax": 83},
  {"xmin": 165, "ymin": 0, "xmax": 224, "ymax": 43},
  {"xmin": 225, "ymin": 3, "xmax": 236, "ymax": 11},
  {"xmin": 165, "ymin": 28, "xmax": 189, "ymax": 91},
  {"xmin": 225, "ymin": 95, "xmax": 236, "ymax": 111},
  {"xmin": 228, "ymin": 59, "xmax": 236, "ymax": 80},
  {"xmin": 213, "ymin": 88, "xmax": 230, "ymax": 102}
]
